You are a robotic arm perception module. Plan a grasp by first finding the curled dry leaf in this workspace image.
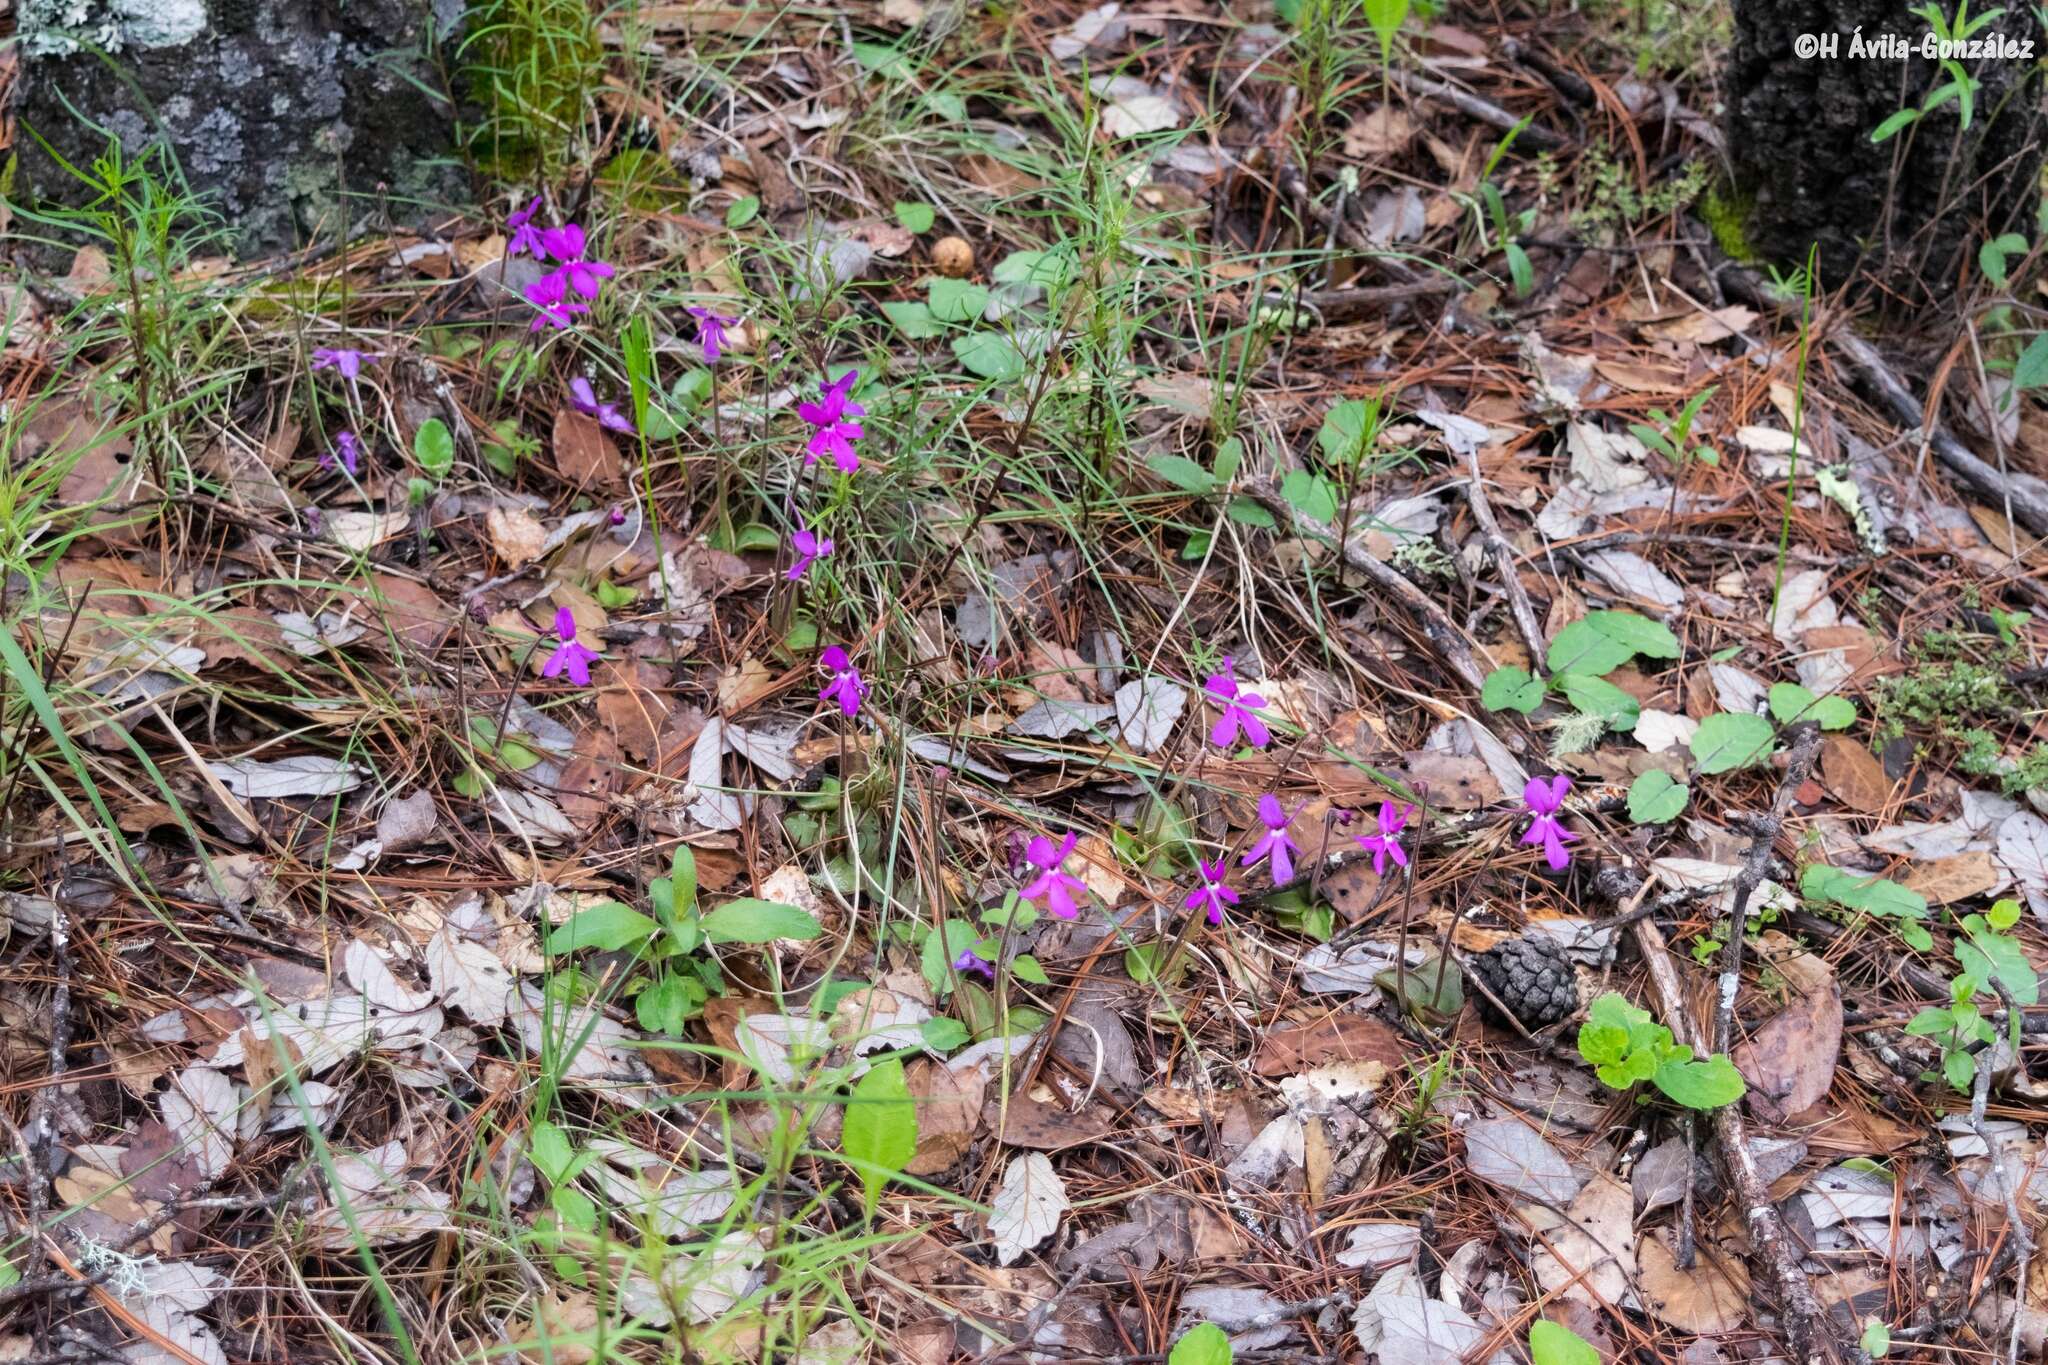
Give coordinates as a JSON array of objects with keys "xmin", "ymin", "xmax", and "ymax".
[
  {"xmin": 1731, "ymin": 947, "xmax": 1842, "ymax": 1123},
  {"xmin": 1464, "ymin": 1116, "xmax": 1583, "ymax": 1205},
  {"xmin": 988, "ymin": 1151, "xmax": 1068, "ymax": 1265},
  {"xmin": 904, "ymin": 1059, "xmax": 985, "ymax": 1176},
  {"xmin": 1636, "ymin": 1228, "xmax": 1752, "ymax": 1334},
  {"xmin": 1524, "ymin": 1170, "xmax": 1636, "ymax": 1307}
]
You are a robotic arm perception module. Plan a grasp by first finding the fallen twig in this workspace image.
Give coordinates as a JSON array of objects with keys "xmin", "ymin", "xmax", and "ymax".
[
  {"xmin": 1389, "ymin": 68, "xmax": 1570, "ymax": 151},
  {"xmin": 1716, "ymin": 264, "xmax": 2048, "ymax": 539},
  {"xmin": 1712, "ymin": 723, "xmax": 1823, "ymax": 1056},
  {"xmin": 1242, "ymin": 480, "xmax": 1495, "ymax": 698},
  {"xmin": 1631, "ymin": 914, "xmax": 1836, "ymax": 1364},
  {"xmin": 1463, "ymin": 448, "xmax": 1548, "ymax": 667}
]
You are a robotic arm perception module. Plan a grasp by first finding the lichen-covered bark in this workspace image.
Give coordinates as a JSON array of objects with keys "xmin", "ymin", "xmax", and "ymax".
[
  {"xmin": 17, "ymin": 0, "xmax": 468, "ymax": 258},
  {"xmin": 1727, "ymin": 0, "xmax": 2045, "ymax": 302}
]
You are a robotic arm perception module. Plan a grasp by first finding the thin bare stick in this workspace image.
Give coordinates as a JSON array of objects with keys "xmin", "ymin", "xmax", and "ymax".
[
  {"xmin": 1388, "ymin": 68, "xmax": 1570, "ymax": 150},
  {"xmin": 1463, "ymin": 448, "xmax": 1548, "ymax": 666},
  {"xmin": 1631, "ymin": 915, "xmax": 1834, "ymax": 1364},
  {"xmin": 1713, "ymin": 723, "xmax": 1823, "ymax": 1055}
]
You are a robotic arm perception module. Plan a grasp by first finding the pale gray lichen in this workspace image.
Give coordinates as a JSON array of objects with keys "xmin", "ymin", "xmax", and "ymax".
[{"xmin": 21, "ymin": 0, "xmax": 206, "ymax": 57}]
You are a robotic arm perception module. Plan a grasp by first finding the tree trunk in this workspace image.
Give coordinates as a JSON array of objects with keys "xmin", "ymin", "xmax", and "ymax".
[
  {"xmin": 16, "ymin": 0, "xmax": 467, "ymax": 259},
  {"xmin": 1726, "ymin": 0, "xmax": 2045, "ymax": 303}
]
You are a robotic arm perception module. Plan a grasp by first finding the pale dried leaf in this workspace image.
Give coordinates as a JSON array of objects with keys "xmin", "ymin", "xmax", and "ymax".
[
  {"xmin": 989, "ymin": 1151, "xmax": 1068, "ymax": 1265},
  {"xmin": 205, "ymin": 755, "xmax": 362, "ymax": 800},
  {"xmin": 426, "ymin": 925, "xmax": 515, "ymax": 1026},
  {"xmin": 344, "ymin": 939, "xmax": 434, "ymax": 1013},
  {"xmin": 1464, "ymin": 1117, "xmax": 1582, "ymax": 1205}
]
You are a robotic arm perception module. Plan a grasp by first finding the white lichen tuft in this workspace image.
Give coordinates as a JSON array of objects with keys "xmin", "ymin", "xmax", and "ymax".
[{"xmin": 22, "ymin": 0, "xmax": 206, "ymax": 57}]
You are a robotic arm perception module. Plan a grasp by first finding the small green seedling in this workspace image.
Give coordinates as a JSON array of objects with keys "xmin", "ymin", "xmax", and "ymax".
[
  {"xmin": 1628, "ymin": 385, "xmax": 1718, "ymax": 467},
  {"xmin": 1576, "ymin": 991, "xmax": 1746, "ymax": 1110}
]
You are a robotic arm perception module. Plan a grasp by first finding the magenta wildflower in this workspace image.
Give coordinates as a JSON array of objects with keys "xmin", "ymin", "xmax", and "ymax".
[
  {"xmin": 507, "ymin": 193, "xmax": 546, "ymax": 257},
  {"xmin": 524, "ymin": 271, "xmax": 589, "ymax": 331},
  {"xmin": 1204, "ymin": 655, "xmax": 1271, "ymax": 749},
  {"xmin": 798, "ymin": 369, "xmax": 866, "ymax": 474},
  {"xmin": 1242, "ymin": 793, "xmax": 1301, "ymax": 886},
  {"xmin": 568, "ymin": 376, "xmax": 635, "ymax": 434},
  {"xmin": 319, "ymin": 430, "xmax": 363, "ymax": 477},
  {"xmin": 1185, "ymin": 859, "xmax": 1239, "ymax": 927},
  {"xmin": 818, "ymin": 645, "xmax": 868, "ymax": 717},
  {"xmin": 1020, "ymin": 832, "xmax": 1087, "ymax": 920},
  {"xmin": 312, "ymin": 347, "xmax": 380, "ymax": 381},
  {"xmin": 786, "ymin": 525, "xmax": 833, "ymax": 582},
  {"xmin": 607, "ymin": 504, "xmax": 628, "ymax": 526},
  {"xmin": 1354, "ymin": 800, "xmax": 1412, "ymax": 877},
  {"xmin": 1520, "ymin": 775, "xmax": 1577, "ymax": 871},
  {"xmin": 541, "ymin": 607, "xmax": 600, "ymax": 686},
  {"xmin": 687, "ymin": 306, "xmax": 741, "ymax": 363},
  {"xmin": 953, "ymin": 946, "xmax": 995, "ymax": 981},
  {"xmin": 537, "ymin": 223, "xmax": 615, "ymax": 299}
]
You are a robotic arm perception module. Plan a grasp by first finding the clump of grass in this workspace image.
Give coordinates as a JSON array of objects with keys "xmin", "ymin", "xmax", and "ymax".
[{"xmin": 458, "ymin": 0, "xmax": 605, "ymax": 182}]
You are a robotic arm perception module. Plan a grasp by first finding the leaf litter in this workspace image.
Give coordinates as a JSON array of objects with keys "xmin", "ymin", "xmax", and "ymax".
[{"xmin": 5, "ymin": 4, "xmax": 2048, "ymax": 1362}]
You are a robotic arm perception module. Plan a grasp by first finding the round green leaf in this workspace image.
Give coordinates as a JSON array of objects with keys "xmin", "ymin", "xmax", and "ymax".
[
  {"xmin": 1168, "ymin": 1323, "xmax": 1233, "ymax": 1365},
  {"xmin": 1530, "ymin": 1320, "xmax": 1601, "ymax": 1365},
  {"xmin": 415, "ymin": 417, "xmax": 455, "ymax": 480},
  {"xmin": 1626, "ymin": 769, "xmax": 1689, "ymax": 824},
  {"xmin": 1481, "ymin": 665, "xmax": 1545, "ymax": 714},
  {"xmin": 1689, "ymin": 712, "xmax": 1776, "ymax": 773}
]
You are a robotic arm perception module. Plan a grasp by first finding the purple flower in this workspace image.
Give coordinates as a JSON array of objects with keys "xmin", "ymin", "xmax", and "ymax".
[
  {"xmin": 537, "ymin": 224, "xmax": 615, "ymax": 299},
  {"xmin": 507, "ymin": 193, "xmax": 546, "ymax": 257},
  {"xmin": 541, "ymin": 607, "xmax": 600, "ymax": 687},
  {"xmin": 608, "ymin": 504, "xmax": 628, "ymax": 526},
  {"xmin": 1185, "ymin": 859, "xmax": 1239, "ymax": 927},
  {"xmin": 818, "ymin": 645, "xmax": 868, "ymax": 717},
  {"xmin": 798, "ymin": 369, "xmax": 866, "ymax": 474},
  {"xmin": 953, "ymin": 947, "xmax": 995, "ymax": 981},
  {"xmin": 525, "ymin": 271, "xmax": 590, "ymax": 331},
  {"xmin": 1354, "ymin": 800, "xmax": 1412, "ymax": 877},
  {"xmin": 319, "ymin": 430, "xmax": 363, "ymax": 477},
  {"xmin": 1204, "ymin": 655, "xmax": 1271, "ymax": 749},
  {"xmin": 1242, "ymin": 793, "xmax": 1301, "ymax": 886},
  {"xmin": 568, "ymin": 376, "xmax": 635, "ymax": 434},
  {"xmin": 312, "ymin": 347, "xmax": 380, "ymax": 381},
  {"xmin": 1020, "ymin": 832, "xmax": 1087, "ymax": 920},
  {"xmin": 786, "ymin": 525, "xmax": 833, "ymax": 582},
  {"xmin": 688, "ymin": 306, "xmax": 740, "ymax": 363},
  {"xmin": 1520, "ymin": 775, "xmax": 1577, "ymax": 871}
]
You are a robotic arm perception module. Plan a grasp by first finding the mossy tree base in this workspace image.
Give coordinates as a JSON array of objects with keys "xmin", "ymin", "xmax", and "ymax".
[
  {"xmin": 1726, "ymin": 0, "xmax": 2045, "ymax": 303},
  {"xmin": 17, "ymin": 0, "xmax": 469, "ymax": 259}
]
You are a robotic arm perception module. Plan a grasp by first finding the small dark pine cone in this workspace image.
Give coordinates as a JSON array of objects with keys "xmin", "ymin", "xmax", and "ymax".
[{"xmin": 1471, "ymin": 936, "xmax": 1578, "ymax": 1029}]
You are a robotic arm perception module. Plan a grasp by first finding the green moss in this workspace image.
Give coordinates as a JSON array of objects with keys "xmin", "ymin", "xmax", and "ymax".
[
  {"xmin": 1700, "ymin": 182, "xmax": 1760, "ymax": 264},
  {"xmin": 1872, "ymin": 651, "xmax": 2048, "ymax": 794}
]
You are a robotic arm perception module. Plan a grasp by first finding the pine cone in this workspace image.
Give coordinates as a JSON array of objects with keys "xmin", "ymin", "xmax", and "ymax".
[{"xmin": 1471, "ymin": 936, "xmax": 1578, "ymax": 1029}]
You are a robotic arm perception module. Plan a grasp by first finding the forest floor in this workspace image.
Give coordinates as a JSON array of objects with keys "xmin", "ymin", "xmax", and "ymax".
[{"xmin": 2, "ymin": 1, "xmax": 2048, "ymax": 1363}]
